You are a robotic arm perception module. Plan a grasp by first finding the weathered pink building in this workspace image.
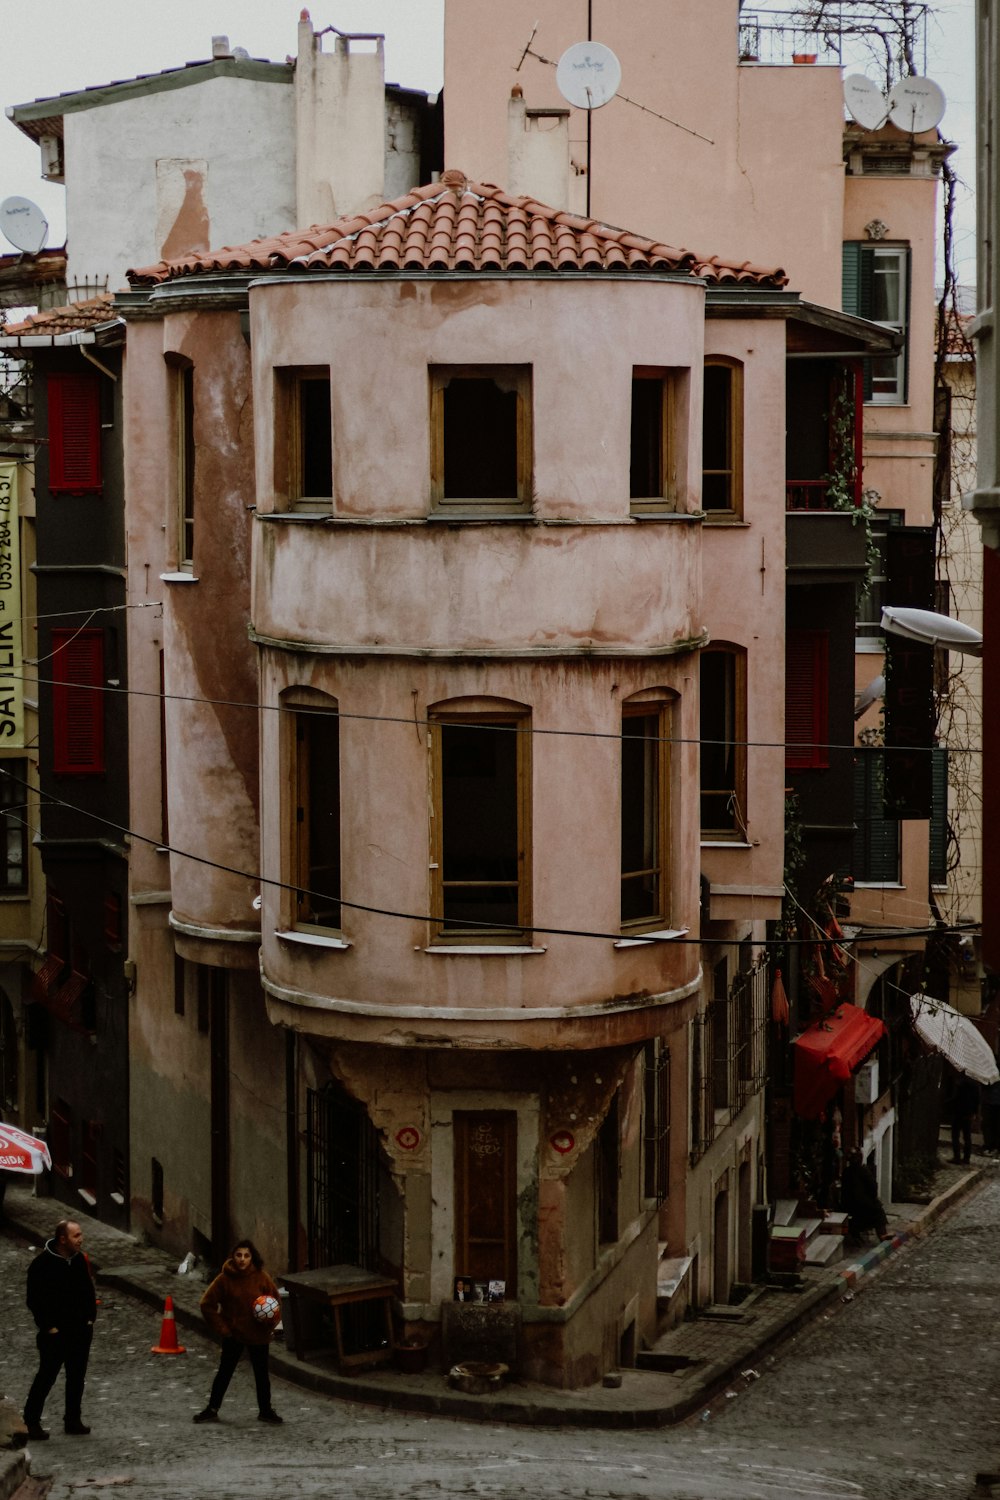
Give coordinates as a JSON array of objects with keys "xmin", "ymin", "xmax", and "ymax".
[{"xmin": 118, "ymin": 165, "xmax": 892, "ymax": 1382}]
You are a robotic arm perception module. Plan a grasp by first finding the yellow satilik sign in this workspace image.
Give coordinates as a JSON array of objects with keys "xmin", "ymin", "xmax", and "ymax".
[{"xmin": 0, "ymin": 463, "xmax": 24, "ymax": 747}]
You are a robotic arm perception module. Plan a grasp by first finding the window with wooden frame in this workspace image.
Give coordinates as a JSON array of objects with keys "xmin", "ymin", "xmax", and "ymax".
[
  {"xmin": 620, "ymin": 699, "xmax": 670, "ymax": 928},
  {"xmin": 453, "ymin": 1110, "xmax": 518, "ymax": 1294},
  {"xmin": 630, "ymin": 367, "xmax": 686, "ymax": 512},
  {"xmin": 429, "ymin": 704, "xmax": 531, "ymax": 942},
  {"xmin": 175, "ymin": 363, "xmax": 195, "ymax": 569},
  {"xmin": 842, "ymin": 242, "xmax": 910, "ymax": 404},
  {"xmin": 47, "ymin": 371, "xmax": 102, "ymax": 494},
  {"xmin": 429, "ymin": 366, "xmax": 532, "ymax": 513},
  {"xmin": 0, "ymin": 759, "xmax": 27, "ymax": 892},
  {"xmin": 52, "ymin": 628, "xmax": 104, "ymax": 775},
  {"xmin": 289, "ymin": 694, "xmax": 341, "ymax": 931},
  {"xmin": 702, "ymin": 358, "xmax": 743, "ymax": 517},
  {"xmin": 275, "ymin": 367, "xmax": 333, "ymax": 510},
  {"xmin": 700, "ymin": 645, "xmax": 747, "ymax": 838},
  {"xmin": 785, "ymin": 629, "xmax": 830, "ymax": 770}
]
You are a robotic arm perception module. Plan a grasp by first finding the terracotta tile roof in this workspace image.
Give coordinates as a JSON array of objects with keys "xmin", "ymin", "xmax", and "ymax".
[
  {"xmin": 2, "ymin": 294, "xmax": 116, "ymax": 337},
  {"xmin": 128, "ymin": 171, "xmax": 787, "ymax": 288}
]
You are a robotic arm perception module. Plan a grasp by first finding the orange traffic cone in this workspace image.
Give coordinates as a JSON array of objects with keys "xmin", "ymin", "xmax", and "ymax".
[{"xmin": 151, "ymin": 1295, "xmax": 186, "ymax": 1355}]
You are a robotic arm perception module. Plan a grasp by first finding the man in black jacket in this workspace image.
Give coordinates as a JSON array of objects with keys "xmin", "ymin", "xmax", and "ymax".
[{"xmin": 23, "ymin": 1219, "xmax": 96, "ymax": 1440}]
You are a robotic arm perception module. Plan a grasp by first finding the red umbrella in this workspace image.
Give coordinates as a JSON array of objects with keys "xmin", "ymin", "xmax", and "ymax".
[{"xmin": 0, "ymin": 1121, "xmax": 52, "ymax": 1175}]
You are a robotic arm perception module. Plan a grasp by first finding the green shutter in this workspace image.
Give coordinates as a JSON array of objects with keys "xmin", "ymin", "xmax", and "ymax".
[
  {"xmin": 842, "ymin": 244, "xmax": 874, "ymax": 400},
  {"xmin": 853, "ymin": 751, "xmax": 899, "ymax": 883},
  {"xmin": 930, "ymin": 746, "xmax": 949, "ymax": 885}
]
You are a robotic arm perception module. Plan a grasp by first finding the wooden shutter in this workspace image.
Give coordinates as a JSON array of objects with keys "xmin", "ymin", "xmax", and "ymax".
[
  {"xmin": 785, "ymin": 630, "xmax": 829, "ymax": 769},
  {"xmin": 52, "ymin": 628, "xmax": 104, "ymax": 774},
  {"xmin": 48, "ymin": 373, "xmax": 102, "ymax": 493},
  {"xmin": 841, "ymin": 245, "xmax": 874, "ymax": 401},
  {"xmin": 930, "ymin": 746, "xmax": 949, "ymax": 885}
]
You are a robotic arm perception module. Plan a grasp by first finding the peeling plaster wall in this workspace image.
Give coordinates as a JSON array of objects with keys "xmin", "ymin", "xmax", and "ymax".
[{"xmin": 64, "ymin": 76, "xmax": 295, "ymax": 292}]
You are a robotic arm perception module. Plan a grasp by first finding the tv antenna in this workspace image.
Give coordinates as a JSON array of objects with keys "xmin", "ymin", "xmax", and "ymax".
[
  {"xmin": 516, "ymin": 23, "xmax": 713, "ymax": 219},
  {"xmin": 0, "ymin": 196, "xmax": 48, "ymax": 256}
]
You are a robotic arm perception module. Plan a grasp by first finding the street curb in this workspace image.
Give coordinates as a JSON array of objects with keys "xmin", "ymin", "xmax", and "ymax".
[
  {"xmin": 2, "ymin": 1168, "xmax": 988, "ymax": 1432},
  {"xmin": 0, "ymin": 1450, "xmax": 27, "ymax": 1500}
]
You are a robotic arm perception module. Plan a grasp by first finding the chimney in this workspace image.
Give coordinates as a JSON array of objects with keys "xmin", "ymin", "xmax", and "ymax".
[{"xmin": 212, "ymin": 36, "xmax": 233, "ymax": 60}]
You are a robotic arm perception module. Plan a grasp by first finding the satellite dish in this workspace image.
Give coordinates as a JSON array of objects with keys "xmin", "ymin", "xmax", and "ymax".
[
  {"xmin": 556, "ymin": 41, "xmax": 622, "ymax": 109},
  {"xmin": 887, "ymin": 76, "xmax": 945, "ymax": 134},
  {"xmin": 881, "ymin": 606, "xmax": 982, "ymax": 655},
  {"xmin": 0, "ymin": 196, "xmax": 48, "ymax": 255},
  {"xmin": 844, "ymin": 75, "xmax": 888, "ymax": 131}
]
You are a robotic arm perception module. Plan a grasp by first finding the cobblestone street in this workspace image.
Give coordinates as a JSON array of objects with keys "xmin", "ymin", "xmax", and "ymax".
[{"xmin": 4, "ymin": 1177, "xmax": 1000, "ymax": 1500}]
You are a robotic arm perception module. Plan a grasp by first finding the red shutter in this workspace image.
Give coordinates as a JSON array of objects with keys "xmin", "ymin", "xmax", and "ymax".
[
  {"xmin": 48, "ymin": 372, "xmax": 102, "ymax": 493},
  {"xmin": 52, "ymin": 628, "xmax": 104, "ymax": 774},
  {"xmin": 786, "ymin": 630, "xmax": 829, "ymax": 770}
]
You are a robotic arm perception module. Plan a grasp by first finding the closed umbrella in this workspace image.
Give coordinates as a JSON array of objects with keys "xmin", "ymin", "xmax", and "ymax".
[
  {"xmin": 0, "ymin": 1121, "xmax": 51, "ymax": 1175},
  {"xmin": 910, "ymin": 994, "xmax": 1000, "ymax": 1085}
]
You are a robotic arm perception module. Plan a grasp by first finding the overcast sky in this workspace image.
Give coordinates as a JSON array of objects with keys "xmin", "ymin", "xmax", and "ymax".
[{"xmin": 0, "ymin": 0, "xmax": 976, "ymax": 285}]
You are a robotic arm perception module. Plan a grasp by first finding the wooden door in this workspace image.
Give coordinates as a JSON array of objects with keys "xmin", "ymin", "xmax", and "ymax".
[{"xmin": 453, "ymin": 1111, "xmax": 517, "ymax": 1295}]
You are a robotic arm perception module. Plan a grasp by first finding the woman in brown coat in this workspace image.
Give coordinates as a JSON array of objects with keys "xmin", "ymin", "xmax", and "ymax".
[{"xmin": 193, "ymin": 1239, "xmax": 283, "ymax": 1425}]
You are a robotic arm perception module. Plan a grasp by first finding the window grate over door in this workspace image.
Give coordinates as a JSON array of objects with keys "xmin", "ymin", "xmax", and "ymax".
[{"xmin": 306, "ymin": 1081, "xmax": 380, "ymax": 1273}]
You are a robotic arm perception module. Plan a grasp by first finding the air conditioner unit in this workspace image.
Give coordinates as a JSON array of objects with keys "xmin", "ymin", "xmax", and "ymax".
[{"xmin": 855, "ymin": 1058, "xmax": 879, "ymax": 1106}]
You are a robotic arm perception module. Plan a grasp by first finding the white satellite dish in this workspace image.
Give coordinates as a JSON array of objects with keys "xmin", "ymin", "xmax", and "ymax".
[
  {"xmin": 556, "ymin": 41, "xmax": 622, "ymax": 109},
  {"xmin": 881, "ymin": 606, "xmax": 982, "ymax": 655},
  {"xmin": 844, "ymin": 74, "xmax": 888, "ymax": 131},
  {"xmin": 887, "ymin": 76, "xmax": 946, "ymax": 134},
  {"xmin": 0, "ymin": 196, "xmax": 48, "ymax": 255}
]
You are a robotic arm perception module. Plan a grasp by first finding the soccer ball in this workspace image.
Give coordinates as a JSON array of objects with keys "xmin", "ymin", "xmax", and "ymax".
[{"xmin": 252, "ymin": 1294, "xmax": 280, "ymax": 1323}]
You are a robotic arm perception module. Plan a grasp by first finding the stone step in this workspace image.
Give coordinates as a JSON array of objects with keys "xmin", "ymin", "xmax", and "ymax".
[
  {"xmin": 803, "ymin": 1233, "xmax": 845, "ymax": 1266},
  {"xmin": 772, "ymin": 1198, "xmax": 800, "ymax": 1226}
]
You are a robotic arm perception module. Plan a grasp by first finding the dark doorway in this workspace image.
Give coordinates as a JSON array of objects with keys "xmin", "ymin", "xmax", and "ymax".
[
  {"xmin": 454, "ymin": 1110, "xmax": 518, "ymax": 1294},
  {"xmin": 306, "ymin": 1078, "xmax": 381, "ymax": 1271}
]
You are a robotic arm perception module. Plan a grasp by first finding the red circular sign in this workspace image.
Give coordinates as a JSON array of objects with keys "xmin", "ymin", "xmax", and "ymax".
[
  {"xmin": 550, "ymin": 1130, "xmax": 575, "ymax": 1155},
  {"xmin": 395, "ymin": 1126, "xmax": 421, "ymax": 1151}
]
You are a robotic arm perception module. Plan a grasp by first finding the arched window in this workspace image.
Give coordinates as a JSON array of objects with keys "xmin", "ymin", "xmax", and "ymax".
[
  {"xmin": 702, "ymin": 357, "xmax": 743, "ymax": 518},
  {"xmin": 700, "ymin": 646, "xmax": 747, "ymax": 838},
  {"xmin": 283, "ymin": 688, "xmax": 341, "ymax": 932},
  {"xmin": 620, "ymin": 691, "xmax": 674, "ymax": 929}
]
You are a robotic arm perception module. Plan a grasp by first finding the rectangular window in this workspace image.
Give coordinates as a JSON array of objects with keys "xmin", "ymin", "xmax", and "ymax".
[
  {"xmin": 431, "ymin": 713, "xmax": 530, "ymax": 942},
  {"xmin": 430, "ymin": 366, "xmax": 532, "ymax": 513},
  {"xmin": 785, "ymin": 629, "xmax": 829, "ymax": 770},
  {"xmin": 630, "ymin": 368, "xmax": 685, "ymax": 511},
  {"xmin": 174, "ymin": 954, "xmax": 186, "ymax": 1017},
  {"xmin": 177, "ymin": 365, "xmax": 195, "ymax": 568},
  {"xmin": 81, "ymin": 1120, "xmax": 99, "ymax": 1200},
  {"xmin": 151, "ymin": 1157, "xmax": 164, "ymax": 1223},
  {"xmin": 48, "ymin": 372, "xmax": 102, "ymax": 493},
  {"xmin": 277, "ymin": 368, "xmax": 333, "ymax": 508},
  {"xmin": 856, "ymin": 510, "xmax": 904, "ymax": 643},
  {"xmin": 842, "ymin": 242, "xmax": 910, "ymax": 404},
  {"xmin": 0, "ymin": 760, "xmax": 27, "ymax": 892},
  {"xmin": 52, "ymin": 628, "xmax": 104, "ymax": 775},
  {"xmin": 711, "ymin": 958, "xmax": 731, "ymax": 1111},
  {"xmin": 700, "ymin": 648, "xmax": 747, "ymax": 837},
  {"xmin": 453, "ymin": 1110, "xmax": 517, "ymax": 1293},
  {"xmin": 643, "ymin": 1040, "xmax": 671, "ymax": 1203},
  {"xmin": 621, "ymin": 707, "xmax": 668, "ymax": 927},
  {"xmin": 294, "ymin": 707, "xmax": 341, "ymax": 930},
  {"xmin": 853, "ymin": 749, "xmax": 900, "ymax": 883},
  {"xmin": 702, "ymin": 359, "xmax": 742, "ymax": 516}
]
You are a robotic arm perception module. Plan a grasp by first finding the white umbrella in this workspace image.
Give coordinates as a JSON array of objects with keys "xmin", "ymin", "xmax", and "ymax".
[
  {"xmin": 0, "ymin": 1121, "xmax": 51, "ymax": 1175},
  {"xmin": 910, "ymin": 994, "xmax": 1000, "ymax": 1085}
]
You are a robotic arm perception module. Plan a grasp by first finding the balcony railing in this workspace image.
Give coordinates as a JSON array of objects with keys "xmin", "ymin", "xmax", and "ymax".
[{"xmin": 739, "ymin": 5, "xmax": 930, "ymax": 73}]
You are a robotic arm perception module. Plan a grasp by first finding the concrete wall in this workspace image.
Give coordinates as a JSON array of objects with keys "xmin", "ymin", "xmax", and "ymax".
[{"xmin": 64, "ymin": 75, "xmax": 296, "ymax": 291}]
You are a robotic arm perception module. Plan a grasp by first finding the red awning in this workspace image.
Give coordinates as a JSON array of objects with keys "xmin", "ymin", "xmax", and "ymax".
[{"xmin": 793, "ymin": 1003, "xmax": 886, "ymax": 1118}]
